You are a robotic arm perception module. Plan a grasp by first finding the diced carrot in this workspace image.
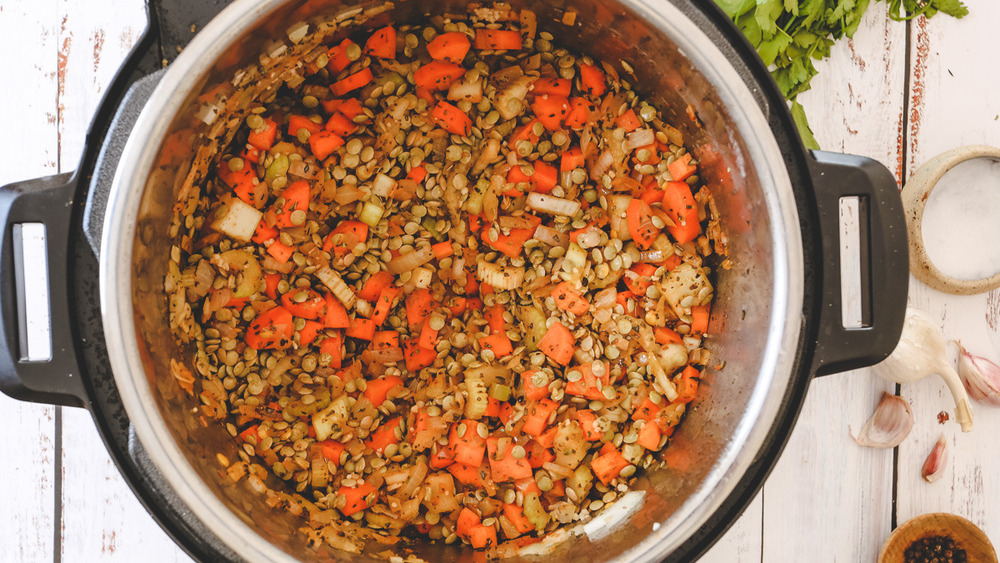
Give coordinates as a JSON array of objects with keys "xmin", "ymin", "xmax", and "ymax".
[
  {"xmin": 338, "ymin": 482, "xmax": 376, "ymax": 516},
  {"xmin": 521, "ymin": 398, "xmax": 557, "ymax": 437},
  {"xmin": 371, "ymin": 330, "xmax": 400, "ymax": 350},
  {"xmin": 371, "ymin": 286, "xmax": 399, "ymax": 325},
  {"xmin": 521, "ymin": 371, "xmax": 549, "ymax": 401},
  {"xmin": 485, "ymin": 304, "xmax": 506, "ymax": 334},
  {"xmin": 626, "ymin": 198, "xmax": 660, "ymax": 251},
  {"xmin": 406, "ymin": 289, "xmax": 435, "ymax": 329},
  {"xmin": 538, "ymin": 321, "xmax": 574, "ymax": 366},
  {"xmin": 524, "ymin": 438, "xmax": 554, "ymax": 469},
  {"xmin": 566, "ymin": 363, "xmax": 610, "ymax": 401},
  {"xmin": 324, "ymin": 220, "xmax": 369, "ymax": 252},
  {"xmin": 273, "ymin": 180, "xmax": 311, "ymax": 229},
  {"xmin": 432, "ymin": 241, "xmax": 454, "ymax": 259},
  {"xmin": 479, "ymin": 333, "xmax": 513, "ymax": 358},
  {"xmin": 418, "ymin": 317, "xmax": 439, "ymax": 350},
  {"xmin": 287, "ymin": 114, "xmax": 322, "ymax": 137},
  {"xmin": 616, "ymin": 290, "xmax": 635, "ymax": 316},
  {"xmin": 427, "ymin": 31, "xmax": 472, "ymax": 63},
  {"xmin": 331, "ymin": 67, "xmax": 374, "ymax": 96},
  {"xmin": 415, "ymin": 86, "xmax": 436, "ymax": 105},
  {"xmin": 668, "ymin": 152, "xmax": 697, "ymax": 181},
  {"xmin": 661, "ymin": 180, "xmax": 701, "ymax": 244},
  {"xmin": 535, "ymin": 426, "xmax": 558, "ymax": 449},
  {"xmin": 484, "ymin": 396, "xmax": 501, "ymax": 418},
  {"xmin": 457, "ymin": 507, "xmax": 482, "ymax": 539},
  {"xmin": 404, "ymin": 339, "xmax": 436, "ymax": 372},
  {"xmin": 691, "ymin": 304, "xmax": 710, "ymax": 335},
  {"xmin": 616, "ymin": 109, "xmax": 642, "ymax": 132},
  {"xmin": 358, "ymin": 270, "xmax": 394, "ymax": 302},
  {"xmin": 364, "ymin": 26, "xmax": 396, "ymax": 59},
  {"xmin": 326, "ymin": 38, "xmax": 358, "ymax": 74},
  {"xmin": 662, "ymin": 253, "xmax": 683, "ymax": 271},
  {"xmin": 238, "ymin": 424, "xmax": 260, "ymax": 443},
  {"xmin": 560, "ymin": 146, "xmax": 585, "ymax": 171},
  {"xmin": 324, "ymin": 112, "xmax": 358, "ymax": 136},
  {"xmin": 280, "ymin": 288, "xmax": 327, "ymax": 320},
  {"xmin": 346, "ymin": 317, "xmax": 376, "ymax": 340},
  {"xmin": 531, "ymin": 94, "xmax": 569, "ymax": 130},
  {"xmin": 514, "ymin": 477, "xmax": 541, "ymax": 496},
  {"xmin": 414, "ymin": 61, "xmax": 465, "ymax": 91},
  {"xmin": 591, "ymin": 447, "xmax": 630, "ymax": 484},
  {"xmin": 407, "ymin": 165, "xmax": 427, "ymax": 183},
  {"xmin": 674, "ymin": 365, "xmax": 700, "ymax": 404},
  {"xmin": 309, "ymin": 130, "xmax": 345, "ymax": 161},
  {"xmin": 551, "ymin": 282, "xmax": 589, "ymax": 315},
  {"xmin": 633, "ymin": 398, "xmax": 661, "ymax": 422},
  {"xmin": 510, "ymin": 118, "xmax": 540, "ymax": 144},
  {"xmin": 502, "ymin": 503, "xmax": 534, "ymax": 535},
  {"xmin": 264, "ymin": 273, "xmax": 281, "ymax": 300},
  {"xmin": 563, "ymin": 97, "xmax": 593, "ymax": 129},
  {"xmin": 532, "ymin": 77, "xmax": 571, "ymax": 97},
  {"xmin": 486, "ymin": 437, "xmax": 534, "ymax": 482},
  {"xmin": 530, "ymin": 160, "xmax": 557, "ymax": 193},
  {"xmin": 449, "ymin": 420, "xmax": 486, "ymax": 467},
  {"xmin": 245, "ymin": 305, "xmax": 295, "ymax": 350},
  {"xmin": 365, "ymin": 375, "xmax": 404, "ymax": 407},
  {"xmin": 319, "ymin": 332, "xmax": 343, "ymax": 368},
  {"xmin": 253, "ymin": 220, "xmax": 278, "ymax": 244},
  {"xmin": 365, "ymin": 417, "xmax": 402, "ymax": 452},
  {"xmin": 267, "ymin": 239, "xmax": 292, "ymax": 261},
  {"xmin": 575, "ymin": 410, "xmax": 602, "ymax": 441},
  {"xmin": 637, "ymin": 420, "xmax": 662, "ymax": 450},
  {"xmin": 322, "ymin": 293, "xmax": 350, "ymax": 328},
  {"xmin": 431, "ymin": 101, "xmax": 473, "ymax": 136},
  {"xmin": 624, "ymin": 263, "xmax": 658, "ymax": 295},
  {"xmin": 640, "ymin": 186, "xmax": 664, "ymax": 206},
  {"xmin": 323, "ymin": 97, "xmax": 365, "ymax": 119},
  {"xmin": 318, "ymin": 439, "xmax": 346, "ymax": 465},
  {"xmin": 449, "ymin": 460, "xmax": 487, "ymax": 486},
  {"xmin": 578, "ymin": 63, "xmax": 606, "ymax": 97},
  {"xmin": 430, "ymin": 442, "xmax": 455, "ymax": 469},
  {"xmin": 474, "ymin": 28, "xmax": 522, "ymax": 50},
  {"xmin": 468, "ymin": 523, "xmax": 497, "ymax": 550},
  {"xmin": 218, "ymin": 165, "xmax": 261, "ymax": 207},
  {"xmin": 481, "ymin": 227, "xmax": 534, "ymax": 258},
  {"xmin": 654, "ymin": 326, "xmax": 684, "ymax": 346},
  {"xmin": 297, "ymin": 320, "xmax": 323, "ymax": 347},
  {"xmin": 498, "ymin": 402, "xmax": 515, "ymax": 425},
  {"xmin": 247, "ymin": 118, "xmax": 278, "ymax": 150}
]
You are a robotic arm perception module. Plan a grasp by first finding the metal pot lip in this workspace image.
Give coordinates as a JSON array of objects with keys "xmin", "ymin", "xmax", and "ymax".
[{"xmin": 100, "ymin": 0, "xmax": 804, "ymax": 561}]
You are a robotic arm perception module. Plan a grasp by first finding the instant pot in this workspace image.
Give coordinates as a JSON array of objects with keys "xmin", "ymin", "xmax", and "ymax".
[{"xmin": 0, "ymin": 0, "xmax": 908, "ymax": 560}]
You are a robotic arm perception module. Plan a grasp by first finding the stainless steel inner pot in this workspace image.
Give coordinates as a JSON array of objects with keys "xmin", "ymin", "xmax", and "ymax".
[{"xmin": 100, "ymin": 0, "xmax": 803, "ymax": 560}]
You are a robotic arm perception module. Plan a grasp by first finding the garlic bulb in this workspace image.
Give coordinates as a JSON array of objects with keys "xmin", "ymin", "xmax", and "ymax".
[
  {"xmin": 921, "ymin": 434, "xmax": 948, "ymax": 483},
  {"xmin": 955, "ymin": 342, "xmax": 1000, "ymax": 406},
  {"xmin": 853, "ymin": 392, "xmax": 914, "ymax": 448},
  {"xmin": 872, "ymin": 308, "xmax": 973, "ymax": 432}
]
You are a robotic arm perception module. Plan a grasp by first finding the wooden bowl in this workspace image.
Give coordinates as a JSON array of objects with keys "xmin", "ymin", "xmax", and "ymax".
[{"xmin": 879, "ymin": 513, "xmax": 997, "ymax": 563}]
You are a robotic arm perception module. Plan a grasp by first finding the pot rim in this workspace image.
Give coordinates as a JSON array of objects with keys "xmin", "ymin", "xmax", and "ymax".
[{"xmin": 100, "ymin": 0, "xmax": 804, "ymax": 560}]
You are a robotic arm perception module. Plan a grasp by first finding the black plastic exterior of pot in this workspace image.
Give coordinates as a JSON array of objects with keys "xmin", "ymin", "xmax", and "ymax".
[{"xmin": 0, "ymin": 0, "xmax": 908, "ymax": 561}]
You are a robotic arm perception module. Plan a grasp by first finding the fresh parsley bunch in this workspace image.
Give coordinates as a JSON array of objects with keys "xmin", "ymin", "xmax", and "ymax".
[{"xmin": 715, "ymin": 0, "xmax": 968, "ymax": 148}]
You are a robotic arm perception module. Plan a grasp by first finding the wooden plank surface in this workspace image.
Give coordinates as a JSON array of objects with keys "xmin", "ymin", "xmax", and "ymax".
[
  {"xmin": 3, "ymin": 0, "xmax": 1000, "ymax": 561},
  {"xmin": 0, "ymin": 0, "xmax": 61, "ymax": 560},
  {"xmin": 897, "ymin": 0, "xmax": 1000, "ymax": 550}
]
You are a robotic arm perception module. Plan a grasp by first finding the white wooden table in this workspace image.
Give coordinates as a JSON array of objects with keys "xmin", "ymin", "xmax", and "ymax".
[{"xmin": 3, "ymin": 1, "xmax": 1000, "ymax": 561}]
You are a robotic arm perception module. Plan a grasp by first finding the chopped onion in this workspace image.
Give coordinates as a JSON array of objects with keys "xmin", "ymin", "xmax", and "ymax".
[
  {"xmin": 606, "ymin": 195, "xmax": 632, "ymax": 240},
  {"xmin": 387, "ymin": 245, "xmax": 435, "ymax": 274},
  {"xmin": 189, "ymin": 259, "xmax": 214, "ymax": 299},
  {"xmin": 527, "ymin": 192, "xmax": 581, "ymax": 217},
  {"xmin": 372, "ymin": 173, "xmax": 396, "ymax": 198},
  {"xmin": 288, "ymin": 158, "xmax": 320, "ymax": 180},
  {"xmin": 393, "ymin": 179, "xmax": 420, "ymax": 200},
  {"xmin": 610, "ymin": 175, "xmax": 642, "ymax": 193},
  {"xmin": 472, "ymin": 138, "xmax": 501, "ymax": 175},
  {"xmin": 333, "ymin": 184, "xmax": 365, "ymax": 205},
  {"xmin": 533, "ymin": 224, "xmax": 569, "ymax": 248},
  {"xmin": 624, "ymin": 128, "xmax": 655, "ymax": 151},
  {"xmin": 477, "ymin": 260, "xmax": 525, "ymax": 291},
  {"xmin": 590, "ymin": 150, "xmax": 613, "ymax": 180},
  {"xmin": 638, "ymin": 249, "xmax": 666, "ymax": 263},
  {"xmin": 498, "ymin": 215, "xmax": 537, "ymax": 230},
  {"xmin": 447, "ymin": 77, "xmax": 483, "ymax": 103},
  {"xmin": 496, "ymin": 75, "xmax": 533, "ymax": 120},
  {"xmin": 210, "ymin": 199, "xmax": 262, "ymax": 242}
]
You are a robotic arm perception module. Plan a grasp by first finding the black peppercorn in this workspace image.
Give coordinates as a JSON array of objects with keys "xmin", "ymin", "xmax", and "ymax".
[{"xmin": 904, "ymin": 535, "xmax": 968, "ymax": 563}]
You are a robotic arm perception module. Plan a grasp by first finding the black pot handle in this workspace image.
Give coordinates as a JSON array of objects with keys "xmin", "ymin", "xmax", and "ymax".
[
  {"xmin": 808, "ymin": 150, "xmax": 908, "ymax": 376},
  {"xmin": 0, "ymin": 173, "xmax": 87, "ymax": 407}
]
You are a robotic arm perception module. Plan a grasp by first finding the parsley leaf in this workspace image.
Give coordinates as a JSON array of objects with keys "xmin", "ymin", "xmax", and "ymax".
[{"xmin": 715, "ymin": 0, "xmax": 968, "ymax": 148}]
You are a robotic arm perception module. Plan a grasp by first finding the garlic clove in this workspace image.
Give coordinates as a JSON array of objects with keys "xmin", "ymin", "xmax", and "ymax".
[
  {"xmin": 853, "ymin": 392, "xmax": 914, "ymax": 448},
  {"xmin": 955, "ymin": 341, "xmax": 1000, "ymax": 406},
  {"xmin": 872, "ymin": 308, "xmax": 973, "ymax": 432},
  {"xmin": 921, "ymin": 434, "xmax": 949, "ymax": 483}
]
